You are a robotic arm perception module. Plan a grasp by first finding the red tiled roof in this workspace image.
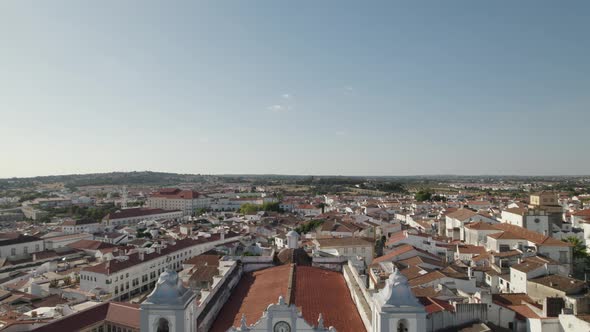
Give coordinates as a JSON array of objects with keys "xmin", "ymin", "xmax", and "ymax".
[
  {"xmin": 210, "ymin": 265, "xmax": 365, "ymax": 332},
  {"xmin": 573, "ymin": 209, "xmax": 590, "ymax": 217},
  {"xmin": 62, "ymin": 219, "xmax": 99, "ymax": 226},
  {"xmin": 385, "ymin": 231, "xmax": 408, "ymax": 246},
  {"xmin": 210, "ymin": 265, "xmax": 291, "ymax": 332},
  {"xmin": 83, "ymin": 233, "xmax": 239, "ymax": 275},
  {"xmin": 106, "ymin": 208, "xmax": 181, "ymax": 220},
  {"xmin": 464, "ymin": 221, "xmax": 499, "ymax": 230},
  {"xmin": 150, "ymin": 188, "xmax": 200, "ymax": 199},
  {"xmin": 31, "ymin": 302, "xmax": 139, "ymax": 332},
  {"xmin": 294, "ymin": 266, "xmax": 365, "ymax": 332},
  {"xmin": 67, "ymin": 239, "xmax": 116, "ymax": 251},
  {"xmin": 492, "ymin": 223, "xmax": 572, "ymax": 247},
  {"xmin": 408, "ymin": 270, "xmax": 447, "ymax": 287},
  {"xmin": 504, "ymin": 207, "xmax": 527, "ymax": 216},
  {"xmin": 419, "ymin": 297, "xmax": 455, "ymax": 314},
  {"xmin": 446, "ymin": 209, "xmax": 478, "ymax": 221},
  {"xmin": 508, "ymin": 305, "xmax": 541, "ymax": 320},
  {"xmin": 373, "ymin": 244, "xmax": 415, "ymax": 264},
  {"xmin": 456, "ymin": 245, "xmax": 486, "ymax": 255}
]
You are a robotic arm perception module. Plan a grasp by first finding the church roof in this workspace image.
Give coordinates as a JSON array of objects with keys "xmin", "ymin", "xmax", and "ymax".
[{"xmin": 210, "ymin": 265, "xmax": 365, "ymax": 332}]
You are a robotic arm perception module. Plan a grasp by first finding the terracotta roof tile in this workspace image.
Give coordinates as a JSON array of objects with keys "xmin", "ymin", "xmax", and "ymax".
[
  {"xmin": 210, "ymin": 265, "xmax": 365, "ymax": 332},
  {"xmin": 210, "ymin": 265, "xmax": 291, "ymax": 332},
  {"xmin": 31, "ymin": 302, "xmax": 139, "ymax": 332},
  {"xmin": 294, "ymin": 266, "xmax": 365, "ymax": 332}
]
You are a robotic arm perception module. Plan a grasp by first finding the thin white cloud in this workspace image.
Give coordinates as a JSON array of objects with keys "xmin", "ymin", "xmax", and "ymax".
[
  {"xmin": 267, "ymin": 104, "xmax": 287, "ymax": 112},
  {"xmin": 282, "ymin": 93, "xmax": 291, "ymax": 99},
  {"xmin": 335, "ymin": 130, "xmax": 347, "ymax": 136},
  {"xmin": 344, "ymin": 86, "xmax": 354, "ymax": 92}
]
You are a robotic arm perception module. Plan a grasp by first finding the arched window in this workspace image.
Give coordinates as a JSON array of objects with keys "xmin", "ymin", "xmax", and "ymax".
[
  {"xmin": 157, "ymin": 318, "xmax": 169, "ymax": 332},
  {"xmin": 397, "ymin": 319, "xmax": 408, "ymax": 332}
]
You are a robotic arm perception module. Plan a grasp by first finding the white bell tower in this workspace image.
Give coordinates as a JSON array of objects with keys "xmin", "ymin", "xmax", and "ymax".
[
  {"xmin": 372, "ymin": 269, "xmax": 426, "ymax": 332},
  {"xmin": 140, "ymin": 269, "xmax": 197, "ymax": 332},
  {"xmin": 286, "ymin": 230, "xmax": 300, "ymax": 249}
]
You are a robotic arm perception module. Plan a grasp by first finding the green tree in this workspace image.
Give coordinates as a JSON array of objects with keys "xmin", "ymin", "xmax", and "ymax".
[
  {"xmin": 565, "ymin": 237, "xmax": 588, "ymax": 260},
  {"xmin": 374, "ymin": 235, "xmax": 387, "ymax": 258},
  {"xmin": 415, "ymin": 190, "xmax": 432, "ymax": 202},
  {"xmin": 316, "ymin": 203, "xmax": 326, "ymax": 214},
  {"xmin": 431, "ymin": 195, "xmax": 447, "ymax": 202},
  {"xmin": 239, "ymin": 203, "xmax": 260, "ymax": 214},
  {"xmin": 295, "ymin": 220, "xmax": 324, "ymax": 234},
  {"xmin": 195, "ymin": 207, "xmax": 208, "ymax": 216}
]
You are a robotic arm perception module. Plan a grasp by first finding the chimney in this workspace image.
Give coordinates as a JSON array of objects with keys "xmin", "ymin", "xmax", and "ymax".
[
  {"xmin": 32, "ymin": 253, "xmax": 37, "ymax": 262},
  {"xmin": 139, "ymin": 251, "xmax": 144, "ymax": 261},
  {"xmin": 156, "ymin": 246, "xmax": 161, "ymax": 254},
  {"xmin": 468, "ymin": 267, "xmax": 473, "ymax": 279}
]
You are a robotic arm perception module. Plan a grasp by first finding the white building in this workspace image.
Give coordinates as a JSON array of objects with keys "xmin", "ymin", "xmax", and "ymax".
[
  {"xmin": 147, "ymin": 188, "xmax": 210, "ymax": 216},
  {"xmin": 61, "ymin": 219, "xmax": 102, "ymax": 234},
  {"xmin": 104, "ymin": 208, "xmax": 183, "ymax": 227},
  {"xmin": 501, "ymin": 207, "xmax": 550, "ymax": 236},
  {"xmin": 0, "ymin": 235, "xmax": 45, "ymax": 258},
  {"xmin": 79, "ymin": 233, "xmax": 241, "ymax": 301},
  {"xmin": 313, "ymin": 237, "xmax": 373, "ymax": 265}
]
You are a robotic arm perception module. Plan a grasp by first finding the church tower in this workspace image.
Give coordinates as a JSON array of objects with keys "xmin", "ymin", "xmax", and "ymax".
[
  {"xmin": 372, "ymin": 269, "xmax": 426, "ymax": 332},
  {"xmin": 286, "ymin": 230, "xmax": 300, "ymax": 249},
  {"xmin": 140, "ymin": 269, "xmax": 197, "ymax": 332}
]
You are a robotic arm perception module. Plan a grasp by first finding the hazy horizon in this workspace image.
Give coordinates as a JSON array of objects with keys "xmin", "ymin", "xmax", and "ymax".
[
  {"xmin": 2, "ymin": 170, "xmax": 589, "ymax": 181},
  {"xmin": 2, "ymin": 1, "xmax": 589, "ymax": 178}
]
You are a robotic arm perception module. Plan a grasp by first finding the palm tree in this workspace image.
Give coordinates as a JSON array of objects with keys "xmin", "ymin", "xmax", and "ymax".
[
  {"xmin": 316, "ymin": 203, "xmax": 326, "ymax": 214},
  {"xmin": 565, "ymin": 237, "xmax": 588, "ymax": 260}
]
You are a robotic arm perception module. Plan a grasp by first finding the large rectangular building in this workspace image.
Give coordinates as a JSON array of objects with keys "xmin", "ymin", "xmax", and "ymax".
[
  {"xmin": 147, "ymin": 188, "xmax": 210, "ymax": 216},
  {"xmin": 80, "ymin": 232, "xmax": 241, "ymax": 301},
  {"xmin": 104, "ymin": 207, "xmax": 183, "ymax": 226}
]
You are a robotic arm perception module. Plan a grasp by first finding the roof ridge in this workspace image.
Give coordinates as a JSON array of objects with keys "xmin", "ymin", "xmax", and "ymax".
[{"xmin": 286, "ymin": 263, "xmax": 296, "ymax": 305}]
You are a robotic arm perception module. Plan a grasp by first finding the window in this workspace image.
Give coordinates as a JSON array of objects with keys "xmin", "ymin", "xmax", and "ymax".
[
  {"xmin": 35, "ymin": 244, "xmax": 40, "ymax": 251},
  {"xmin": 559, "ymin": 251, "xmax": 568, "ymax": 263},
  {"xmin": 11, "ymin": 248, "xmax": 16, "ymax": 256},
  {"xmin": 23, "ymin": 246, "xmax": 28, "ymax": 254}
]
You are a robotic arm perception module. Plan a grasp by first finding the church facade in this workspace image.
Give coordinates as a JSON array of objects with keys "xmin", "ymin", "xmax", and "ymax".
[{"xmin": 140, "ymin": 265, "xmax": 425, "ymax": 332}]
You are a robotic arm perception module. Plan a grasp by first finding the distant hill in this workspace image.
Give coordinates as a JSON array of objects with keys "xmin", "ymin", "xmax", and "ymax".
[{"xmin": 0, "ymin": 171, "xmax": 207, "ymax": 190}]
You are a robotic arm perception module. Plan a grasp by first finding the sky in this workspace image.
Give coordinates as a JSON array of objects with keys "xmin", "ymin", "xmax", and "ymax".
[{"xmin": 1, "ymin": 1, "xmax": 589, "ymax": 178}]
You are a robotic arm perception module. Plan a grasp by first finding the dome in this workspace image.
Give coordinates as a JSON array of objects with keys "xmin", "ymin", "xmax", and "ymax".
[
  {"xmin": 286, "ymin": 230, "xmax": 300, "ymax": 238},
  {"xmin": 143, "ymin": 269, "xmax": 194, "ymax": 306},
  {"xmin": 375, "ymin": 269, "xmax": 423, "ymax": 308}
]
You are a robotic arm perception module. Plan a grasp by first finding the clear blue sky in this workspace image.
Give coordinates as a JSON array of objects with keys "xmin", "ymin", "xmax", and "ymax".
[{"xmin": 1, "ymin": 1, "xmax": 589, "ymax": 177}]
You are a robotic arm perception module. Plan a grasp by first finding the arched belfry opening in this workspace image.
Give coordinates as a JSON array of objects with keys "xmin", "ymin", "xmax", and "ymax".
[
  {"xmin": 397, "ymin": 319, "xmax": 408, "ymax": 332},
  {"xmin": 157, "ymin": 318, "xmax": 169, "ymax": 332}
]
